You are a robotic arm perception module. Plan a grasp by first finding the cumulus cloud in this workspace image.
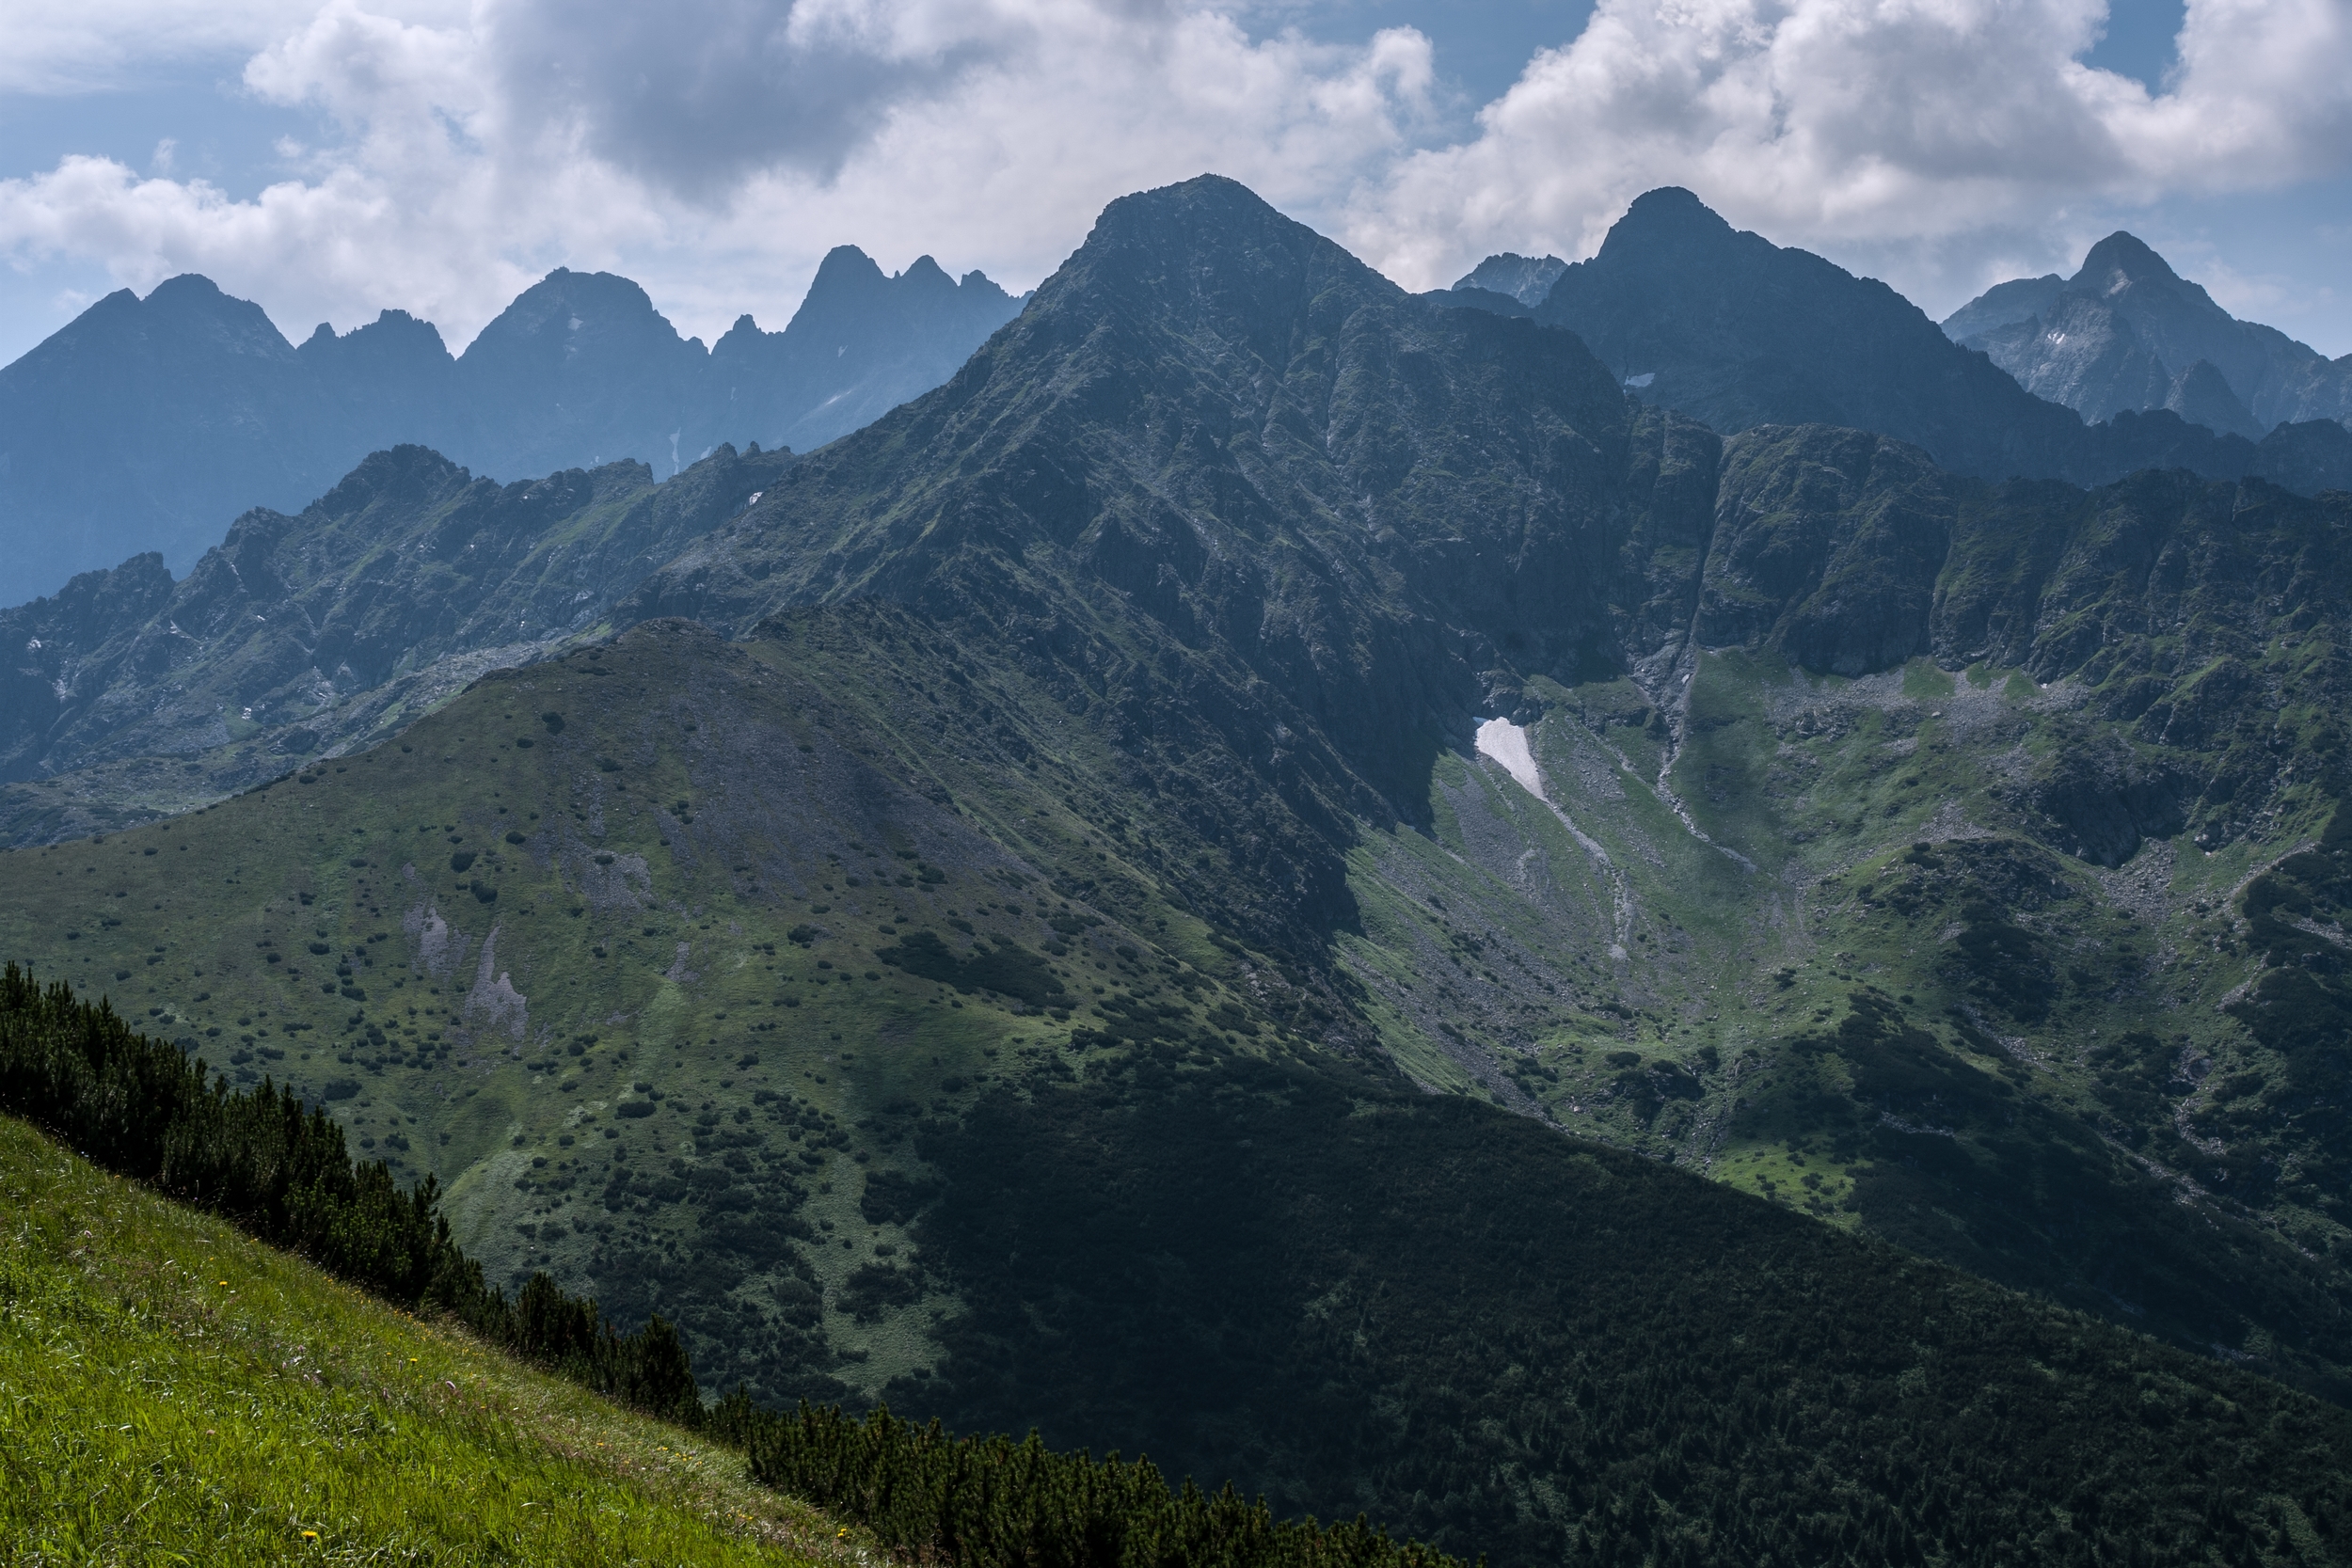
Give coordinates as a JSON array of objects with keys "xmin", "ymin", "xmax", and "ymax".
[
  {"xmin": 0, "ymin": 0, "xmax": 2344, "ymax": 354},
  {"xmin": 1346, "ymin": 0, "xmax": 2352, "ymax": 294},
  {"xmin": 0, "ymin": 0, "xmax": 1435, "ymax": 349},
  {"xmin": 487, "ymin": 0, "xmax": 1038, "ymax": 196}
]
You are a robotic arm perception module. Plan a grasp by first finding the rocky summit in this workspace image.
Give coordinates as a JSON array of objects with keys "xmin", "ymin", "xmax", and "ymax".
[{"xmin": 1946, "ymin": 230, "xmax": 2352, "ymax": 437}]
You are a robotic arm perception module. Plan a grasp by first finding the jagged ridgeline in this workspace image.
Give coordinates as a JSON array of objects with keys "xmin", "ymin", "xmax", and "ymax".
[{"xmin": 0, "ymin": 439, "xmax": 799, "ymax": 826}]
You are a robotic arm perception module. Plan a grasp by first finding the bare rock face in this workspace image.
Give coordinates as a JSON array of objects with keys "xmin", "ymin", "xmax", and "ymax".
[
  {"xmin": 1451, "ymin": 251, "xmax": 1566, "ymax": 306},
  {"xmin": 1947, "ymin": 230, "xmax": 2352, "ymax": 436}
]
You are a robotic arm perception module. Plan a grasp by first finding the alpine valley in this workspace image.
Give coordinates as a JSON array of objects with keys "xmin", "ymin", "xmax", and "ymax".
[{"xmin": 8, "ymin": 175, "xmax": 2352, "ymax": 1566}]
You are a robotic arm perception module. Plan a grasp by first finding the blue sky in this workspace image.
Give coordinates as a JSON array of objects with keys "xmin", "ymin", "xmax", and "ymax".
[{"xmin": 0, "ymin": 0, "xmax": 2343, "ymax": 365}]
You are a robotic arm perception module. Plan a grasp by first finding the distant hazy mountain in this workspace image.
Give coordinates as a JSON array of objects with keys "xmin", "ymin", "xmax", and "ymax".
[
  {"xmin": 1440, "ymin": 189, "xmax": 2352, "ymax": 493},
  {"xmin": 0, "ymin": 252, "xmax": 1024, "ymax": 605},
  {"xmin": 708, "ymin": 248, "xmax": 1030, "ymax": 455},
  {"xmin": 1451, "ymin": 251, "xmax": 1565, "ymax": 306},
  {"xmin": 1944, "ymin": 232, "xmax": 2352, "ymax": 437}
]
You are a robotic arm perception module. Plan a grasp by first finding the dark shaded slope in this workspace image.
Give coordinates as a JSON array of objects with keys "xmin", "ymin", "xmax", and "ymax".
[{"xmin": 904, "ymin": 1038, "xmax": 2352, "ymax": 1568}]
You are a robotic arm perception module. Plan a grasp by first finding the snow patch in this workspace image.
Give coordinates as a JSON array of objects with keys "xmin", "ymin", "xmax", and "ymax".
[{"xmin": 1475, "ymin": 717, "xmax": 1545, "ymax": 800}]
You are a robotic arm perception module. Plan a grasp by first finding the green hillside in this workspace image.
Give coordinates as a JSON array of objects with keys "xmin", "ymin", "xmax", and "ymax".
[
  {"xmin": 0, "ymin": 611, "xmax": 1285, "ymax": 1405},
  {"xmin": 0, "ymin": 440, "xmax": 795, "ymax": 842},
  {"xmin": 0, "ymin": 1111, "xmax": 835, "ymax": 1565}
]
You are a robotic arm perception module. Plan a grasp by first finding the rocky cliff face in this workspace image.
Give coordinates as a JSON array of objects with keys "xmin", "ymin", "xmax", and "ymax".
[
  {"xmin": 708, "ymin": 248, "xmax": 1025, "ymax": 455},
  {"xmin": 1451, "ymin": 251, "xmax": 1565, "ymax": 305},
  {"xmin": 0, "ymin": 252, "xmax": 1023, "ymax": 605},
  {"xmin": 1946, "ymin": 230, "xmax": 2352, "ymax": 436}
]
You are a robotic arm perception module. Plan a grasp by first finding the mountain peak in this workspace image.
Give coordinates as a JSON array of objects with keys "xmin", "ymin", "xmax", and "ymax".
[
  {"xmin": 1591, "ymin": 187, "xmax": 1740, "ymax": 267},
  {"xmin": 144, "ymin": 273, "xmax": 230, "ymax": 308},
  {"xmin": 135, "ymin": 275, "xmax": 294, "ymax": 357},
  {"xmin": 1622, "ymin": 186, "xmax": 1732, "ymax": 230},
  {"xmin": 1084, "ymin": 172, "xmax": 1325, "ymax": 251},
  {"xmin": 900, "ymin": 255, "xmax": 953, "ymax": 288},
  {"xmin": 2074, "ymin": 231, "xmax": 2183, "ymax": 293},
  {"xmin": 1454, "ymin": 252, "xmax": 1567, "ymax": 307},
  {"xmin": 461, "ymin": 267, "xmax": 689, "ymax": 376},
  {"xmin": 810, "ymin": 245, "xmax": 888, "ymax": 293},
  {"xmin": 1950, "ymin": 228, "xmax": 2348, "ymax": 434},
  {"xmin": 1071, "ymin": 173, "xmax": 1386, "ymax": 306}
]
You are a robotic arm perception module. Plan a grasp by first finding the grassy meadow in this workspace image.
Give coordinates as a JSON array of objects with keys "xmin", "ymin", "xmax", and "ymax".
[{"xmin": 0, "ymin": 1112, "xmax": 852, "ymax": 1566}]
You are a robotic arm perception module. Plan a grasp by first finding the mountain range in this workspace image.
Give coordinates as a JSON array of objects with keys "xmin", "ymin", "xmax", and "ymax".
[
  {"xmin": 8, "ymin": 173, "xmax": 2352, "ymax": 1562},
  {"xmin": 1441, "ymin": 188, "xmax": 2352, "ymax": 494},
  {"xmin": 0, "ymin": 248, "xmax": 1023, "ymax": 605},
  {"xmin": 1942, "ymin": 230, "xmax": 2352, "ymax": 439}
]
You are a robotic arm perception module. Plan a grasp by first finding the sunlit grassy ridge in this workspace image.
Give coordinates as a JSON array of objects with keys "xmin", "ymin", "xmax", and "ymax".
[{"xmin": 0, "ymin": 1111, "xmax": 845, "ymax": 1565}]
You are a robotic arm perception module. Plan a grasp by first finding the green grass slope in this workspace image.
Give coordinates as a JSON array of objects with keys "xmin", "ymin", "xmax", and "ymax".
[{"xmin": 0, "ymin": 1111, "xmax": 841, "ymax": 1565}]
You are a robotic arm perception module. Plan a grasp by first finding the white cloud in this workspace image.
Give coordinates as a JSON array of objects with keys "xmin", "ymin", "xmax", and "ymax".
[
  {"xmin": 0, "ymin": 0, "xmax": 2344, "ymax": 356},
  {"xmin": 1345, "ymin": 0, "xmax": 2352, "ymax": 299},
  {"xmin": 0, "ymin": 0, "xmax": 1434, "ymax": 351}
]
